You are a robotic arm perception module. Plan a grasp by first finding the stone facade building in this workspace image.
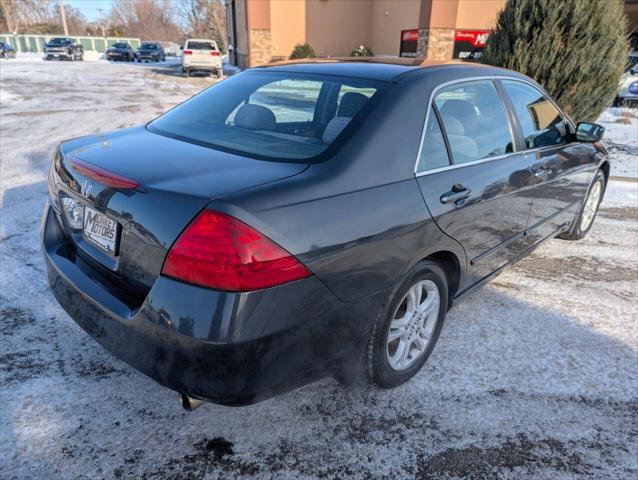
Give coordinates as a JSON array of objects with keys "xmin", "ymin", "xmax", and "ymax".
[
  {"xmin": 226, "ymin": 0, "xmax": 638, "ymax": 70},
  {"xmin": 225, "ymin": 0, "xmax": 507, "ymax": 69}
]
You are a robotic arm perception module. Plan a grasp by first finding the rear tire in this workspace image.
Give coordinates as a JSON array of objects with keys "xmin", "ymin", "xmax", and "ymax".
[
  {"xmin": 367, "ymin": 260, "xmax": 448, "ymax": 388},
  {"xmin": 558, "ymin": 169, "xmax": 606, "ymax": 241}
]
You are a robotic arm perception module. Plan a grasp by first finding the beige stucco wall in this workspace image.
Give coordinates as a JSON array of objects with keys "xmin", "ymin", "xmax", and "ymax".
[
  {"xmin": 271, "ymin": 0, "xmax": 306, "ymax": 60},
  {"xmin": 246, "ymin": 0, "xmax": 270, "ymax": 29},
  {"xmin": 305, "ymin": 0, "xmax": 372, "ymax": 57},
  {"xmin": 426, "ymin": 0, "xmax": 459, "ymax": 29},
  {"xmin": 455, "ymin": 0, "xmax": 504, "ymax": 29},
  {"xmin": 370, "ymin": 0, "xmax": 421, "ymax": 56}
]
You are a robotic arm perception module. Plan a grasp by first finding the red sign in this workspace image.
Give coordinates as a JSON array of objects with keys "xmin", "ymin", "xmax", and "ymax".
[
  {"xmin": 402, "ymin": 30, "xmax": 419, "ymax": 42},
  {"xmin": 454, "ymin": 30, "xmax": 490, "ymax": 48},
  {"xmin": 400, "ymin": 29, "xmax": 419, "ymax": 58}
]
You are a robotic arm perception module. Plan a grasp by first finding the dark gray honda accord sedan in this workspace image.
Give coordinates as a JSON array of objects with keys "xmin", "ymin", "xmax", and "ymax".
[{"xmin": 41, "ymin": 58, "xmax": 609, "ymax": 408}]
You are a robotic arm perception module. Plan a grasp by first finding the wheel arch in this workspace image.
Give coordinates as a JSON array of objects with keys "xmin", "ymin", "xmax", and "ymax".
[
  {"xmin": 423, "ymin": 250, "xmax": 462, "ymax": 306},
  {"xmin": 598, "ymin": 159, "xmax": 610, "ymax": 188}
]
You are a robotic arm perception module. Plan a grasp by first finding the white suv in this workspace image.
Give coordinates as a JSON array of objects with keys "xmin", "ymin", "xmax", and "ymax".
[{"xmin": 181, "ymin": 39, "xmax": 223, "ymax": 78}]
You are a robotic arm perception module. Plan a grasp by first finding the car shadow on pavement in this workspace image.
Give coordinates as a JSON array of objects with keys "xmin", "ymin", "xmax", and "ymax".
[{"xmin": 1, "ymin": 176, "xmax": 636, "ymax": 480}]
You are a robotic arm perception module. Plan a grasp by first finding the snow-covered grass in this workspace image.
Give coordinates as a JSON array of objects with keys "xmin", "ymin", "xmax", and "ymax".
[{"xmin": 1, "ymin": 59, "xmax": 637, "ymax": 479}]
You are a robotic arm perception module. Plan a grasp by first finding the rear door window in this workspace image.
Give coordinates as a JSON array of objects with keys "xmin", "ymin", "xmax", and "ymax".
[
  {"xmin": 417, "ymin": 110, "xmax": 451, "ymax": 171},
  {"xmin": 502, "ymin": 80, "xmax": 570, "ymax": 149},
  {"xmin": 434, "ymin": 80, "xmax": 514, "ymax": 164}
]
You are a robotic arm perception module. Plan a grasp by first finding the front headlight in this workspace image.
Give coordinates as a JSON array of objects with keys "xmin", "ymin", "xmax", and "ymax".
[
  {"xmin": 628, "ymin": 81, "xmax": 638, "ymax": 94},
  {"xmin": 60, "ymin": 194, "xmax": 84, "ymax": 230}
]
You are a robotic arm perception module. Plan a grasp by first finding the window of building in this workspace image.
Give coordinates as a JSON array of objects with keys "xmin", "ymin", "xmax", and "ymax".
[
  {"xmin": 434, "ymin": 80, "xmax": 514, "ymax": 164},
  {"xmin": 502, "ymin": 80, "xmax": 570, "ymax": 149}
]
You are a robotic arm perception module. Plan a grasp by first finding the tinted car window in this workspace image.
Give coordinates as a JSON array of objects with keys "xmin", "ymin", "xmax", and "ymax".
[
  {"xmin": 49, "ymin": 38, "xmax": 72, "ymax": 45},
  {"xmin": 502, "ymin": 80, "xmax": 569, "ymax": 149},
  {"xmin": 249, "ymin": 79, "xmax": 322, "ymax": 123},
  {"xmin": 187, "ymin": 41, "xmax": 215, "ymax": 50},
  {"xmin": 417, "ymin": 109, "xmax": 450, "ymax": 171},
  {"xmin": 434, "ymin": 80, "xmax": 513, "ymax": 164},
  {"xmin": 141, "ymin": 43, "xmax": 158, "ymax": 49},
  {"xmin": 113, "ymin": 43, "xmax": 129, "ymax": 49},
  {"xmin": 149, "ymin": 72, "xmax": 382, "ymax": 161}
]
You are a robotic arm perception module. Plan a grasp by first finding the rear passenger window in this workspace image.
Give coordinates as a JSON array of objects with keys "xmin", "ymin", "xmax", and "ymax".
[
  {"xmin": 434, "ymin": 80, "xmax": 514, "ymax": 164},
  {"xmin": 417, "ymin": 110, "xmax": 450, "ymax": 171},
  {"xmin": 502, "ymin": 80, "xmax": 570, "ymax": 149}
]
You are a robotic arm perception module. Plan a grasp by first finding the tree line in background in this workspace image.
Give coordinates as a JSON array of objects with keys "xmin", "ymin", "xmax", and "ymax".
[{"xmin": 0, "ymin": 0, "xmax": 227, "ymax": 49}]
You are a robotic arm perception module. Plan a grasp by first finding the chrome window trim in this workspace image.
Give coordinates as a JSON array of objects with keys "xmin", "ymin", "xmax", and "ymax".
[{"xmin": 413, "ymin": 75, "xmax": 575, "ymax": 177}]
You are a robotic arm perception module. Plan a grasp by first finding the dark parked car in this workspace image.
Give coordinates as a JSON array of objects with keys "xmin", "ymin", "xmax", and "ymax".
[
  {"xmin": 106, "ymin": 42, "xmax": 135, "ymax": 61},
  {"xmin": 41, "ymin": 59, "xmax": 609, "ymax": 409},
  {"xmin": 0, "ymin": 41, "xmax": 16, "ymax": 59},
  {"xmin": 45, "ymin": 37, "xmax": 83, "ymax": 61},
  {"xmin": 135, "ymin": 42, "xmax": 166, "ymax": 62}
]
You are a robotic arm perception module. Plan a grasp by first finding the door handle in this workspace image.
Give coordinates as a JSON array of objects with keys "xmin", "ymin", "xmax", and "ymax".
[
  {"xmin": 440, "ymin": 185, "xmax": 471, "ymax": 205},
  {"xmin": 534, "ymin": 167, "xmax": 551, "ymax": 178}
]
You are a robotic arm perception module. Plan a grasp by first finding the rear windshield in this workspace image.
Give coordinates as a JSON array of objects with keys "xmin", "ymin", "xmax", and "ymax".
[
  {"xmin": 148, "ymin": 71, "xmax": 383, "ymax": 161},
  {"xmin": 186, "ymin": 41, "xmax": 216, "ymax": 51},
  {"xmin": 49, "ymin": 38, "xmax": 72, "ymax": 45},
  {"xmin": 113, "ymin": 43, "xmax": 129, "ymax": 48},
  {"xmin": 141, "ymin": 43, "xmax": 158, "ymax": 49}
]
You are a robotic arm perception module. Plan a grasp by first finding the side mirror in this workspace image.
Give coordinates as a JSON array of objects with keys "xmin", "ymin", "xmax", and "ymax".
[
  {"xmin": 575, "ymin": 122, "xmax": 604, "ymax": 143},
  {"xmin": 180, "ymin": 46, "xmax": 183, "ymax": 50}
]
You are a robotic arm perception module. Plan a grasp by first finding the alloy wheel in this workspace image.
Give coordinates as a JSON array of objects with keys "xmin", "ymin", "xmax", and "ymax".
[
  {"xmin": 386, "ymin": 280, "xmax": 440, "ymax": 371},
  {"xmin": 581, "ymin": 180, "xmax": 602, "ymax": 231}
]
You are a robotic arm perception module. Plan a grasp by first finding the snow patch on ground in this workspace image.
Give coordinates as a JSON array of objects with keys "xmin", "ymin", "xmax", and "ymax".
[
  {"xmin": 0, "ymin": 88, "xmax": 23, "ymax": 106},
  {"xmin": 0, "ymin": 60, "xmax": 637, "ymax": 479},
  {"xmin": 597, "ymin": 107, "xmax": 638, "ymax": 179}
]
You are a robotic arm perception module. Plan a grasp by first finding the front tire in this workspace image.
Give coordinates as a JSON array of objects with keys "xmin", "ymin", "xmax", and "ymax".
[
  {"xmin": 559, "ymin": 169, "xmax": 606, "ymax": 241},
  {"xmin": 368, "ymin": 260, "xmax": 448, "ymax": 388}
]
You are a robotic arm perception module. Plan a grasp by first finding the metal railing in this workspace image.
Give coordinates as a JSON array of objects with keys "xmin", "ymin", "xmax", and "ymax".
[{"xmin": 0, "ymin": 33, "xmax": 141, "ymax": 53}]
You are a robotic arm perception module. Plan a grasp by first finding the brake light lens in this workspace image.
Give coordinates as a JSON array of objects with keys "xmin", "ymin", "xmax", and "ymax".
[
  {"xmin": 162, "ymin": 210, "xmax": 311, "ymax": 291},
  {"xmin": 183, "ymin": 50, "xmax": 192, "ymax": 55},
  {"xmin": 68, "ymin": 157, "xmax": 138, "ymax": 189},
  {"xmin": 210, "ymin": 51, "xmax": 220, "ymax": 56}
]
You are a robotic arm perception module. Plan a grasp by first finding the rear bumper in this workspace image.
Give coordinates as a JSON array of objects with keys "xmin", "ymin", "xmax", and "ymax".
[
  {"xmin": 41, "ymin": 202, "xmax": 382, "ymax": 405},
  {"xmin": 182, "ymin": 61, "xmax": 221, "ymax": 70},
  {"xmin": 46, "ymin": 51, "xmax": 72, "ymax": 58}
]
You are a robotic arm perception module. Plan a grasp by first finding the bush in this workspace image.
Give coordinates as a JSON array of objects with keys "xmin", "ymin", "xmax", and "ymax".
[
  {"xmin": 289, "ymin": 43, "xmax": 316, "ymax": 60},
  {"xmin": 351, "ymin": 45, "xmax": 374, "ymax": 57},
  {"xmin": 483, "ymin": 0, "xmax": 628, "ymax": 121}
]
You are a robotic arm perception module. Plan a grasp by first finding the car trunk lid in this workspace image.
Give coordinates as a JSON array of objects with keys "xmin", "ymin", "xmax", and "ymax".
[{"xmin": 53, "ymin": 126, "xmax": 308, "ymax": 299}]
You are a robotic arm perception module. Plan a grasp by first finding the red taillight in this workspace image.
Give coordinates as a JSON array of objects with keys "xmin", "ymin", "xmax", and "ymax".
[
  {"xmin": 68, "ymin": 157, "xmax": 138, "ymax": 189},
  {"xmin": 162, "ymin": 211, "xmax": 311, "ymax": 291},
  {"xmin": 210, "ymin": 51, "xmax": 220, "ymax": 56},
  {"xmin": 183, "ymin": 50, "xmax": 192, "ymax": 55}
]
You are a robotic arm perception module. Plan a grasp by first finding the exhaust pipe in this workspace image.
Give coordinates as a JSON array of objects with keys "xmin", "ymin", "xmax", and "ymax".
[{"xmin": 179, "ymin": 393, "xmax": 205, "ymax": 411}]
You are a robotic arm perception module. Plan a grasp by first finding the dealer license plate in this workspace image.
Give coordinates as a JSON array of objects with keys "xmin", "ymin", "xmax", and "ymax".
[{"xmin": 83, "ymin": 206, "xmax": 120, "ymax": 255}]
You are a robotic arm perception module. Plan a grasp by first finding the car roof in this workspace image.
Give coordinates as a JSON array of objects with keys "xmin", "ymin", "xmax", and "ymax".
[{"xmin": 255, "ymin": 57, "xmax": 523, "ymax": 82}]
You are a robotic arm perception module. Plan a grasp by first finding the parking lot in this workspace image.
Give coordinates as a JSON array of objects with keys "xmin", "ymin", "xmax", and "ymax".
[{"xmin": 1, "ymin": 58, "xmax": 637, "ymax": 479}]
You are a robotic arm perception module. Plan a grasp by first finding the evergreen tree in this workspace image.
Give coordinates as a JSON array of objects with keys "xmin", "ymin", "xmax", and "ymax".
[{"xmin": 483, "ymin": 0, "xmax": 628, "ymax": 121}]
